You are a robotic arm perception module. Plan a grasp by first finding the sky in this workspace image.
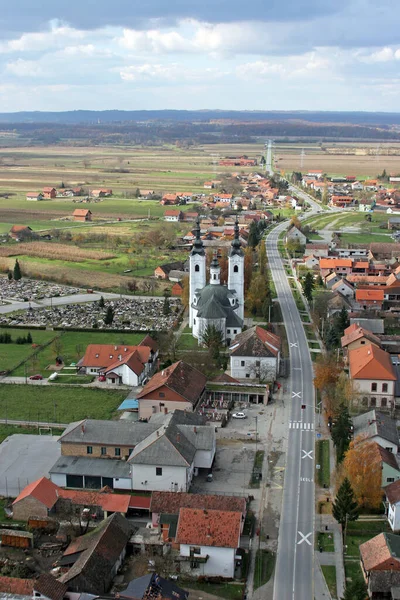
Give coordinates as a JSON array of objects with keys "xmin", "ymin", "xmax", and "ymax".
[{"xmin": 0, "ymin": 0, "xmax": 399, "ymax": 113}]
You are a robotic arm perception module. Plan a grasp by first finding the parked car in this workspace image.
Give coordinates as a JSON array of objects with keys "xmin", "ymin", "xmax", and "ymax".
[
  {"xmin": 232, "ymin": 412, "xmax": 247, "ymax": 419},
  {"xmin": 48, "ymin": 372, "xmax": 58, "ymax": 381},
  {"xmin": 98, "ymin": 375, "xmax": 106, "ymax": 382},
  {"xmin": 29, "ymin": 374, "xmax": 43, "ymax": 380}
]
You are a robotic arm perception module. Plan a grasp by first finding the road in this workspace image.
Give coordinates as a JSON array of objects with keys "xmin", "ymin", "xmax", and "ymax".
[{"xmin": 267, "ymin": 221, "xmax": 316, "ymax": 600}]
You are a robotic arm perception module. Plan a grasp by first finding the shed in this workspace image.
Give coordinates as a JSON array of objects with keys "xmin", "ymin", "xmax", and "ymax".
[{"xmin": 0, "ymin": 529, "xmax": 33, "ymax": 548}]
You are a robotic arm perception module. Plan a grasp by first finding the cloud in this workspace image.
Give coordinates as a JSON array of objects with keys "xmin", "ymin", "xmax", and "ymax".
[
  {"xmin": 119, "ymin": 63, "xmax": 226, "ymax": 82},
  {"xmin": 5, "ymin": 59, "xmax": 48, "ymax": 77}
]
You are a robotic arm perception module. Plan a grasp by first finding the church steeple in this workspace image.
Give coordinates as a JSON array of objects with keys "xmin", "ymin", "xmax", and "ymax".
[
  {"xmin": 191, "ymin": 216, "xmax": 205, "ymax": 256},
  {"xmin": 210, "ymin": 251, "xmax": 221, "ymax": 285},
  {"xmin": 229, "ymin": 217, "xmax": 244, "ymax": 257}
]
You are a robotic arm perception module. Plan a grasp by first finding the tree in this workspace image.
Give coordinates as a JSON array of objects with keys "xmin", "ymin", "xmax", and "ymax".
[
  {"xmin": 98, "ymin": 296, "xmax": 105, "ymax": 308},
  {"xmin": 248, "ymin": 221, "xmax": 260, "ymax": 248},
  {"xmin": 302, "ymin": 272, "xmax": 315, "ymax": 303},
  {"xmin": 332, "ymin": 478, "xmax": 359, "ymax": 542},
  {"xmin": 244, "ymin": 246, "xmax": 253, "ymax": 292},
  {"xmin": 26, "ymin": 332, "xmax": 32, "ymax": 344},
  {"xmin": 163, "ymin": 291, "xmax": 171, "ymax": 316},
  {"xmin": 289, "ymin": 215, "xmax": 302, "ymax": 231},
  {"xmin": 342, "ymin": 438, "xmax": 383, "ymax": 509},
  {"xmin": 134, "ymin": 188, "xmax": 141, "ymax": 198},
  {"xmin": 13, "ymin": 259, "xmax": 22, "ymax": 281},
  {"xmin": 202, "ymin": 325, "xmax": 224, "ymax": 359},
  {"xmin": 335, "ymin": 306, "xmax": 349, "ymax": 338},
  {"xmin": 322, "ymin": 183, "xmax": 329, "ymax": 205},
  {"xmin": 181, "ymin": 275, "xmax": 189, "ymax": 308},
  {"xmin": 51, "ymin": 337, "xmax": 63, "ymax": 360},
  {"xmin": 104, "ymin": 306, "xmax": 114, "ymax": 325},
  {"xmin": 331, "ymin": 403, "xmax": 353, "ymax": 463},
  {"xmin": 325, "ymin": 325, "xmax": 340, "ymax": 350},
  {"xmin": 247, "ymin": 273, "xmax": 270, "ymax": 316},
  {"xmin": 314, "ymin": 353, "xmax": 342, "ymax": 414},
  {"xmin": 258, "ymin": 240, "xmax": 267, "ymax": 276},
  {"xmin": 7, "ymin": 271, "xmax": 12, "ymax": 281},
  {"xmin": 341, "ymin": 578, "xmax": 367, "ymax": 600}
]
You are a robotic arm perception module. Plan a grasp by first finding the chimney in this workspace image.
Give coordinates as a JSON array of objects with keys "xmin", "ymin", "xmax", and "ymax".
[
  {"xmin": 162, "ymin": 370, "xmax": 164, "ymax": 376},
  {"xmin": 114, "ymin": 345, "xmax": 118, "ymax": 350},
  {"xmin": 194, "ymin": 426, "xmax": 197, "ymax": 434},
  {"xmin": 81, "ymin": 422, "xmax": 85, "ymax": 434},
  {"xmin": 176, "ymin": 433, "xmax": 180, "ymax": 443},
  {"xmin": 157, "ymin": 430, "xmax": 159, "ymax": 437}
]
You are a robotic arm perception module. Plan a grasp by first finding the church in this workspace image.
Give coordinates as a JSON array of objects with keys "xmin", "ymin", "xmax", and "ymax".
[{"xmin": 189, "ymin": 216, "xmax": 244, "ymax": 345}]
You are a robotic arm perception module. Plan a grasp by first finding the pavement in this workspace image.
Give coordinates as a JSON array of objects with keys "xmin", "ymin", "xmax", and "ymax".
[{"xmin": 0, "ymin": 434, "xmax": 61, "ymax": 497}]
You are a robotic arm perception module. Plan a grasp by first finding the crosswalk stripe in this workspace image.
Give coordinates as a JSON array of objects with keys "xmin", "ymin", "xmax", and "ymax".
[{"xmin": 289, "ymin": 422, "xmax": 315, "ymax": 430}]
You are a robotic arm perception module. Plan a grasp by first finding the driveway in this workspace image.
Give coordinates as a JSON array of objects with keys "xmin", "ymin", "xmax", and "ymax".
[{"xmin": 0, "ymin": 434, "xmax": 61, "ymax": 497}]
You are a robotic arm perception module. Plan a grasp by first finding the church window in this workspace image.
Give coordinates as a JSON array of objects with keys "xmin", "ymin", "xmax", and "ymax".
[
  {"xmin": 195, "ymin": 264, "xmax": 200, "ymax": 272},
  {"xmin": 234, "ymin": 265, "xmax": 239, "ymax": 273},
  {"xmin": 241, "ymin": 361, "xmax": 245, "ymax": 367}
]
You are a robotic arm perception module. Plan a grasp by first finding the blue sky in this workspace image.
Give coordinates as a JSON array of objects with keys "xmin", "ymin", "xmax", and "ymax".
[{"xmin": 0, "ymin": 0, "xmax": 399, "ymax": 112}]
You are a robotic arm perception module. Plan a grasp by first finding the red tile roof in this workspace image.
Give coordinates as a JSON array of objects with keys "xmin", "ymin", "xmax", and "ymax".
[
  {"xmin": 34, "ymin": 574, "xmax": 67, "ymax": 600},
  {"xmin": 319, "ymin": 258, "xmax": 352, "ymax": 269},
  {"xmin": 59, "ymin": 489, "xmax": 131, "ymax": 514},
  {"xmin": 384, "ymin": 479, "xmax": 400, "ymax": 505},
  {"xmin": 349, "ymin": 344, "xmax": 396, "ymax": 381},
  {"xmin": 164, "ymin": 210, "xmax": 181, "ymax": 216},
  {"xmin": 150, "ymin": 492, "xmax": 246, "ymax": 517},
  {"xmin": 13, "ymin": 476, "xmax": 59, "ymax": 509},
  {"xmin": 0, "ymin": 577, "xmax": 34, "ymax": 595},
  {"xmin": 80, "ymin": 343, "xmax": 150, "ymax": 371},
  {"xmin": 73, "ymin": 209, "xmax": 91, "ymax": 216},
  {"xmin": 175, "ymin": 508, "xmax": 241, "ymax": 549},
  {"xmin": 356, "ymin": 289, "xmax": 384, "ymax": 302},
  {"xmin": 137, "ymin": 361, "xmax": 207, "ymax": 405},
  {"xmin": 360, "ymin": 532, "xmax": 400, "ymax": 572},
  {"xmin": 341, "ymin": 326, "xmax": 381, "ymax": 349}
]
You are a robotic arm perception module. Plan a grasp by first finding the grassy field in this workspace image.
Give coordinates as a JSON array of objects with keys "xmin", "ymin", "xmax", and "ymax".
[
  {"xmin": 184, "ymin": 582, "xmax": 245, "ymax": 600},
  {"xmin": 316, "ymin": 532, "xmax": 335, "ymax": 552},
  {"xmin": 0, "ymin": 384, "xmax": 127, "ymax": 423},
  {"xmin": 254, "ymin": 550, "xmax": 276, "ymax": 590},
  {"xmin": 0, "ymin": 328, "xmax": 57, "ymax": 373},
  {"xmin": 321, "ymin": 565, "xmax": 337, "ymax": 599},
  {"xmin": 12, "ymin": 330, "xmax": 145, "ymax": 375},
  {"xmin": 316, "ymin": 440, "xmax": 330, "ymax": 487},
  {"xmin": 0, "ymin": 424, "xmax": 65, "ymax": 443}
]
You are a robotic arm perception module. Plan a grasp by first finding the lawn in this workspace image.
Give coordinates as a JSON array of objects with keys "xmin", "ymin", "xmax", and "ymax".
[
  {"xmin": 321, "ymin": 565, "xmax": 337, "ymax": 599},
  {"xmin": 339, "ymin": 232, "xmax": 393, "ymax": 245},
  {"xmin": 345, "ymin": 534, "xmax": 372, "ymax": 557},
  {"xmin": 316, "ymin": 531, "xmax": 335, "ymax": 552},
  {"xmin": 344, "ymin": 559, "xmax": 364, "ymax": 584},
  {"xmin": 316, "ymin": 439, "xmax": 330, "ymax": 487},
  {"xmin": 0, "ymin": 328, "xmax": 57, "ymax": 373},
  {"xmin": 347, "ymin": 520, "xmax": 388, "ymax": 533},
  {"xmin": 184, "ymin": 581, "xmax": 245, "ymax": 600},
  {"xmin": 12, "ymin": 330, "xmax": 145, "ymax": 375},
  {"xmin": 51, "ymin": 375, "xmax": 95, "ymax": 384},
  {"xmin": 254, "ymin": 549, "xmax": 276, "ymax": 589},
  {"xmin": 176, "ymin": 333, "xmax": 200, "ymax": 351},
  {"xmin": 0, "ymin": 384, "xmax": 127, "ymax": 423},
  {"xmin": 0, "ymin": 423, "xmax": 65, "ymax": 444},
  {"xmin": 250, "ymin": 450, "xmax": 265, "ymax": 488}
]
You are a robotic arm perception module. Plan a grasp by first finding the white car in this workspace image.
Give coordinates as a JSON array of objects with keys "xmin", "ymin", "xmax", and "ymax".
[{"xmin": 232, "ymin": 412, "xmax": 247, "ymax": 419}]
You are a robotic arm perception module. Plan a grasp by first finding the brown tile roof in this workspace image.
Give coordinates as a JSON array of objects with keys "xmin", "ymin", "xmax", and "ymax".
[
  {"xmin": 385, "ymin": 479, "xmax": 400, "ymax": 505},
  {"xmin": 229, "ymin": 326, "xmax": 281, "ymax": 358},
  {"xmin": 80, "ymin": 343, "xmax": 150, "ymax": 370},
  {"xmin": 0, "ymin": 577, "xmax": 34, "ymax": 595},
  {"xmin": 34, "ymin": 574, "xmax": 67, "ymax": 600},
  {"xmin": 10, "ymin": 225, "xmax": 32, "ymax": 234},
  {"xmin": 211, "ymin": 373, "xmax": 240, "ymax": 383},
  {"xmin": 175, "ymin": 508, "xmax": 241, "ymax": 549},
  {"xmin": 349, "ymin": 344, "xmax": 396, "ymax": 381},
  {"xmin": 341, "ymin": 326, "xmax": 382, "ymax": 349},
  {"xmin": 73, "ymin": 209, "xmax": 91, "ymax": 216},
  {"xmin": 137, "ymin": 361, "xmax": 207, "ymax": 405},
  {"xmin": 375, "ymin": 443, "xmax": 400, "ymax": 471},
  {"xmin": 360, "ymin": 532, "xmax": 400, "ymax": 572},
  {"xmin": 356, "ymin": 289, "xmax": 384, "ymax": 302},
  {"xmin": 13, "ymin": 476, "xmax": 59, "ymax": 509},
  {"xmin": 150, "ymin": 492, "xmax": 246, "ymax": 517}
]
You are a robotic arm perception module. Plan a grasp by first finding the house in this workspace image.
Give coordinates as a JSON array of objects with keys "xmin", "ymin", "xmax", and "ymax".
[
  {"xmin": 350, "ymin": 318, "xmax": 385, "ymax": 334},
  {"xmin": 139, "ymin": 189, "xmax": 155, "ymax": 198},
  {"xmin": 349, "ymin": 344, "xmax": 396, "ymax": 409},
  {"xmin": 175, "ymin": 507, "xmax": 241, "ymax": 578},
  {"xmin": 136, "ymin": 360, "xmax": 207, "ymax": 420},
  {"xmin": 161, "ymin": 194, "xmax": 179, "ymax": 205},
  {"xmin": 72, "ymin": 187, "xmax": 84, "ymax": 196},
  {"xmin": 319, "ymin": 258, "xmax": 353, "ymax": 278},
  {"xmin": 331, "ymin": 278, "xmax": 354, "ymax": 298},
  {"xmin": 150, "ymin": 491, "xmax": 246, "ymax": 531},
  {"xmin": 353, "ymin": 410, "xmax": 399, "ymax": 454},
  {"xmin": 43, "ymin": 187, "xmax": 57, "ymax": 199},
  {"xmin": 12, "ymin": 476, "xmax": 59, "ymax": 521},
  {"xmin": 172, "ymin": 282, "xmax": 183, "ymax": 296},
  {"xmin": 79, "ymin": 337, "xmax": 158, "ymax": 385},
  {"xmin": 325, "ymin": 272, "xmax": 341, "ymax": 289},
  {"xmin": 388, "ymin": 218, "xmax": 400, "ymax": 230},
  {"xmin": 304, "ymin": 254, "xmax": 320, "ymax": 269},
  {"xmin": 374, "ymin": 444, "xmax": 400, "ymax": 486},
  {"xmin": 9, "ymin": 225, "xmax": 34, "ymax": 241},
  {"xmin": 154, "ymin": 261, "xmax": 186, "ymax": 280},
  {"xmin": 305, "ymin": 243, "xmax": 329, "ymax": 257},
  {"xmin": 384, "ymin": 480, "xmax": 400, "ymax": 531},
  {"xmin": 355, "ymin": 288, "xmax": 384, "ymax": 311},
  {"xmin": 285, "ymin": 226, "xmax": 307, "ymax": 246},
  {"xmin": 164, "ymin": 210, "xmax": 183, "ymax": 222},
  {"xmin": 129, "ymin": 411, "xmax": 215, "ymax": 492},
  {"xmin": 26, "ymin": 192, "xmax": 44, "ymax": 201},
  {"xmin": 73, "ymin": 209, "xmax": 92, "ymax": 222},
  {"xmin": 91, "ymin": 189, "xmax": 112, "ymax": 197},
  {"xmin": 0, "ymin": 576, "xmax": 34, "ymax": 596},
  {"xmin": 341, "ymin": 324, "xmax": 382, "ymax": 356},
  {"xmin": 360, "ymin": 533, "xmax": 400, "ymax": 598},
  {"xmin": 229, "ymin": 326, "xmax": 281, "ymax": 381},
  {"xmin": 307, "ymin": 170, "xmax": 323, "ymax": 178},
  {"xmin": 119, "ymin": 573, "xmax": 188, "ymax": 600},
  {"xmin": 203, "ymin": 182, "xmax": 214, "ymax": 189},
  {"xmin": 58, "ymin": 513, "xmax": 133, "ymax": 594},
  {"xmin": 33, "ymin": 574, "xmax": 68, "ymax": 600}
]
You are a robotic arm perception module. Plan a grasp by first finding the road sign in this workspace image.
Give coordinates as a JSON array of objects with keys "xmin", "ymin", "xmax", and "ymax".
[
  {"xmin": 316, "ymin": 464, "xmax": 321, "ymax": 470},
  {"xmin": 316, "ymin": 433, "xmax": 321, "ymax": 438}
]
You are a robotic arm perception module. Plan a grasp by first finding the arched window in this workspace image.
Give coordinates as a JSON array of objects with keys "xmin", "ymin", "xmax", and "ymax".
[
  {"xmin": 234, "ymin": 265, "xmax": 239, "ymax": 273},
  {"xmin": 195, "ymin": 264, "xmax": 200, "ymax": 272}
]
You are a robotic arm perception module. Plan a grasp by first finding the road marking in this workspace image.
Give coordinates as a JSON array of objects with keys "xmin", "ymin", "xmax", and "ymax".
[
  {"xmin": 289, "ymin": 422, "xmax": 314, "ymax": 430},
  {"xmin": 292, "ymin": 391, "xmax": 301, "ymax": 398},
  {"xmin": 300, "ymin": 477, "xmax": 314, "ymax": 483},
  {"xmin": 297, "ymin": 531, "xmax": 312, "ymax": 546},
  {"xmin": 301, "ymin": 450, "xmax": 313, "ymax": 460},
  {"xmin": 290, "ymin": 342, "xmax": 298, "ymax": 348}
]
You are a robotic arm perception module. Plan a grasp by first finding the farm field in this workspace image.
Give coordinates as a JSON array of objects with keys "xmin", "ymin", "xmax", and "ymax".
[
  {"xmin": 0, "ymin": 384, "xmax": 127, "ymax": 423},
  {"xmin": 274, "ymin": 141, "xmax": 400, "ymax": 178},
  {"xmin": 0, "ymin": 328, "xmax": 57, "ymax": 373},
  {"xmin": 11, "ymin": 329, "xmax": 146, "ymax": 376}
]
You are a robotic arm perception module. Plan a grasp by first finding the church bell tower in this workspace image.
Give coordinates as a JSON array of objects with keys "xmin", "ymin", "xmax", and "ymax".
[
  {"xmin": 189, "ymin": 216, "xmax": 206, "ymax": 327},
  {"xmin": 228, "ymin": 217, "xmax": 244, "ymax": 321}
]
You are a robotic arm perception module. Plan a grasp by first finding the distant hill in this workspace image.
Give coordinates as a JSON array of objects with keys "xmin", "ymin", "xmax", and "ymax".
[{"xmin": 0, "ymin": 109, "xmax": 400, "ymax": 126}]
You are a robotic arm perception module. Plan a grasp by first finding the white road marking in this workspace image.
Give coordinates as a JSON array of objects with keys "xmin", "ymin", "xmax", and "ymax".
[
  {"xmin": 289, "ymin": 422, "xmax": 314, "ymax": 430},
  {"xmin": 301, "ymin": 450, "xmax": 313, "ymax": 460},
  {"xmin": 292, "ymin": 391, "xmax": 301, "ymax": 398},
  {"xmin": 290, "ymin": 342, "xmax": 298, "ymax": 348},
  {"xmin": 297, "ymin": 531, "xmax": 312, "ymax": 546}
]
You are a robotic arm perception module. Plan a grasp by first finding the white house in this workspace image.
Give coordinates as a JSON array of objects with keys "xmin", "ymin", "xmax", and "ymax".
[
  {"xmin": 331, "ymin": 278, "xmax": 355, "ymax": 298},
  {"xmin": 164, "ymin": 210, "xmax": 183, "ymax": 222},
  {"xmin": 285, "ymin": 226, "xmax": 307, "ymax": 246},
  {"xmin": 353, "ymin": 410, "xmax": 399, "ymax": 454},
  {"xmin": 349, "ymin": 344, "xmax": 397, "ymax": 410},
  {"xmin": 175, "ymin": 507, "xmax": 242, "ymax": 578},
  {"xmin": 230, "ymin": 326, "xmax": 281, "ymax": 381},
  {"xmin": 385, "ymin": 480, "xmax": 400, "ymax": 531}
]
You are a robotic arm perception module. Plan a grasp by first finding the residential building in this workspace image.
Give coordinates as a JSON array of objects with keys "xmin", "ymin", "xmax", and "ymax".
[
  {"xmin": 175, "ymin": 507, "xmax": 242, "ymax": 578},
  {"xmin": 9, "ymin": 225, "xmax": 34, "ymax": 241},
  {"xmin": 341, "ymin": 324, "xmax": 382, "ymax": 357},
  {"xmin": 319, "ymin": 258, "xmax": 353, "ymax": 278},
  {"xmin": 352, "ymin": 410, "xmax": 399, "ymax": 453},
  {"xmin": 42, "ymin": 187, "xmax": 57, "ymax": 199},
  {"xmin": 91, "ymin": 188, "xmax": 112, "ymax": 197},
  {"xmin": 373, "ymin": 443, "xmax": 400, "ymax": 486},
  {"xmin": 360, "ymin": 533, "xmax": 400, "ymax": 599},
  {"xmin": 136, "ymin": 360, "xmax": 207, "ymax": 420},
  {"xmin": 26, "ymin": 192, "xmax": 44, "ymax": 201},
  {"xmin": 164, "ymin": 210, "xmax": 183, "ymax": 222},
  {"xmin": 355, "ymin": 289, "xmax": 384, "ymax": 311},
  {"xmin": 154, "ymin": 261, "xmax": 186, "ymax": 280},
  {"xmin": 73, "ymin": 209, "xmax": 92, "ymax": 222},
  {"xmin": 58, "ymin": 513, "xmax": 133, "ymax": 594},
  {"xmin": 350, "ymin": 318, "xmax": 385, "ymax": 334},
  {"xmin": 331, "ymin": 278, "xmax": 354, "ymax": 298},
  {"xmin": 119, "ymin": 573, "xmax": 188, "ymax": 600},
  {"xmin": 385, "ymin": 480, "xmax": 400, "ymax": 531},
  {"xmin": 229, "ymin": 326, "xmax": 281, "ymax": 381},
  {"xmin": 349, "ymin": 344, "xmax": 396, "ymax": 409},
  {"xmin": 78, "ymin": 336, "xmax": 158, "ymax": 386},
  {"xmin": 172, "ymin": 282, "xmax": 183, "ymax": 296},
  {"xmin": 32, "ymin": 574, "xmax": 67, "ymax": 600},
  {"xmin": 285, "ymin": 226, "xmax": 307, "ymax": 246},
  {"xmin": 203, "ymin": 182, "xmax": 214, "ymax": 189}
]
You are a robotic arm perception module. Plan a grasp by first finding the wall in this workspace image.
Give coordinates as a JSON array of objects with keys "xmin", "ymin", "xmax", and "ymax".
[
  {"xmin": 50, "ymin": 473, "xmax": 67, "ymax": 487},
  {"xmin": 179, "ymin": 544, "xmax": 235, "ymax": 578},
  {"xmin": 13, "ymin": 497, "xmax": 48, "ymax": 521},
  {"xmin": 355, "ymin": 379, "xmax": 395, "ymax": 409},
  {"xmin": 230, "ymin": 355, "xmax": 277, "ymax": 381},
  {"xmin": 346, "ymin": 338, "xmax": 380, "ymax": 353},
  {"xmin": 131, "ymin": 464, "xmax": 192, "ymax": 492},
  {"xmin": 388, "ymin": 502, "xmax": 400, "ymax": 531},
  {"xmin": 139, "ymin": 398, "xmax": 193, "ymax": 420},
  {"xmin": 61, "ymin": 442, "xmax": 135, "ymax": 460},
  {"xmin": 194, "ymin": 448, "xmax": 215, "ymax": 469},
  {"xmin": 382, "ymin": 463, "xmax": 400, "ymax": 486},
  {"xmin": 369, "ymin": 435, "xmax": 398, "ymax": 455}
]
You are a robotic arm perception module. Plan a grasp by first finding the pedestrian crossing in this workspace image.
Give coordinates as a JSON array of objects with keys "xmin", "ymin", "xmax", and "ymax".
[{"xmin": 289, "ymin": 422, "xmax": 314, "ymax": 430}]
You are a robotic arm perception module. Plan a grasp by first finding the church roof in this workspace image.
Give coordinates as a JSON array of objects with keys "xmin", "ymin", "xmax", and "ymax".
[
  {"xmin": 194, "ymin": 284, "xmax": 243, "ymax": 326},
  {"xmin": 191, "ymin": 216, "xmax": 205, "ymax": 256}
]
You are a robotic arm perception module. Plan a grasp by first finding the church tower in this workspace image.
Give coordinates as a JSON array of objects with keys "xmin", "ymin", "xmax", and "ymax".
[
  {"xmin": 210, "ymin": 251, "xmax": 221, "ymax": 285},
  {"xmin": 189, "ymin": 216, "xmax": 206, "ymax": 327},
  {"xmin": 228, "ymin": 217, "xmax": 245, "ymax": 321}
]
